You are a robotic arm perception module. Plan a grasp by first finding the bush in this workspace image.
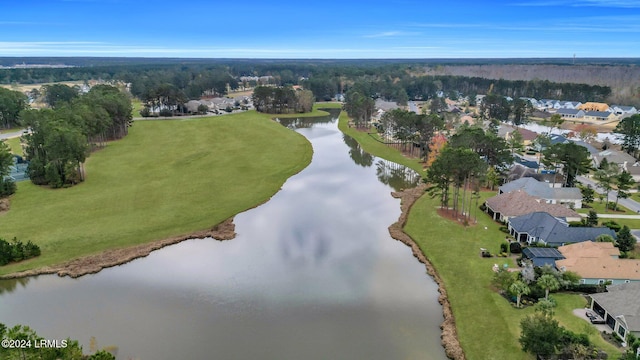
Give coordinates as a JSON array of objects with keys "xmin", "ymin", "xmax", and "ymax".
[
  {"xmin": 159, "ymin": 109, "xmax": 173, "ymax": 117},
  {"xmin": 602, "ymin": 220, "xmax": 622, "ymax": 232},
  {"xmin": 479, "ymin": 203, "xmax": 487, "ymax": 211},
  {"xmin": 0, "ymin": 178, "xmax": 16, "ymax": 197},
  {"xmin": 568, "ymin": 220, "xmax": 586, "ymax": 227},
  {"xmin": 499, "ymin": 226, "xmax": 509, "ymax": 233},
  {"xmin": 606, "ymin": 202, "xmax": 619, "ymax": 211},
  {"xmin": 510, "ymin": 242, "xmax": 522, "ymax": 253},
  {"xmin": 139, "ymin": 107, "xmax": 151, "ymax": 117},
  {"xmin": 500, "ymin": 243, "xmax": 508, "ymax": 253},
  {"xmin": 0, "ymin": 237, "xmax": 41, "ymax": 266}
]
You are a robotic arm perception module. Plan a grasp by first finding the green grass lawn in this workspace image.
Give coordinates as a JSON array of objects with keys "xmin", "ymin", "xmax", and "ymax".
[
  {"xmin": 4, "ymin": 137, "xmax": 23, "ymax": 156},
  {"xmin": 131, "ymin": 98, "xmax": 144, "ymax": 117},
  {"xmin": 579, "ymin": 200, "xmax": 634, "ymax": 215},
  {"xmin": 0, "ymin": 110, "xmax": 312, "ymax": 276},
  {"xmin": 338, "ymin": 113, "xmax": 425, "ymax": 175}
]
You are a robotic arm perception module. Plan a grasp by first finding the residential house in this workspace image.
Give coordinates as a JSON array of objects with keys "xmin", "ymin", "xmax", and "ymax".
[
  {"xmin": 185, "ymin": 100, "xmax": 205, "ymax": 114},
  {"xmin": 499, "ymin": 177, "xmax": 583, "ymax": 208},
  {"xmin": 506, "ymin": 164, "xmax": 558, "ymax": 183},
  {"xmin": 498, "ymin": 125, "xmax": 538, "ymax": 147},
  {"xmin": 557, "ymin": 101, "xmax": 582, "ymax": 110},
  {"xmin": 584, "ymin": 111, "xmax": 616, "ymax": 122},
  {"xmin": 459, "ymin": 115, "xmax": 476, "ymax": 126},
  {"xmin": 513, "ymin": 154, "xmax": 539, "ymax": 171},
  {"xmin": 549, "ymin": 134, "xmax": 571, "ymax": 146},
  {"xmin": 522, "ymin": 247, "xmax": 565, "ymax": 268},
  {"xmin": 537, "ymin": 99, "xmax": 557, "ymax": 110},
  {"xmin": 375, "ymin": 99, "xmax": 399, "ymax": 112},
  {"xmin": 485, "ymin": 190, "xmax": 582, "ymax": 222},
  {"xmin": 579, "ymin": 102, "xmax": 610, "ymax": 112},
  {"xmin": 519, "ymin": 97, "xmax": 539, "ymax": 108},
  {"xmin": 593, "ymin": 149, "xmax": 636, "ymax": 170},
  {"xmin": 556, "ymin": 108, "xmax": 585, "ymax": 119},
  {"xmin": 508, "ymin": 212, "xmax": 615, "ymax": 246},
  {"xmin": 589, "ymin": 282, "xmax": 640, "ymax": 343},
  {"xmin": 557, "ymin": 241, "xmax": 640, "ymax": 285},
  {"xmin": 573, "ymin": 140, "xmax": 599, "ymax": 157},
  {"xmin": 626, "ymin": 163, "xmax": 640, "ymax": 182},
  {"xmin": 610, "ymin": 105, "xmax": 637, "ymax": 117}
]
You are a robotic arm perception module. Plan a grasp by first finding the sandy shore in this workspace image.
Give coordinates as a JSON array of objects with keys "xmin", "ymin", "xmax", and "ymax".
[
  {"xmin": 389, "ymin": 184, "xmax": 466, "ymax": 360},
  {"xmin": 0, "ymin": 218, "xmax": 237, "ymax": 279}
]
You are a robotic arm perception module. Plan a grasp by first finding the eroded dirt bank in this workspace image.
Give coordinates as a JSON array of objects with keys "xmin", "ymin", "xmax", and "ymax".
[
  {"xmin": 389, "ymin": 184, "xmax": 466, "ymax": 360},
  {"xmin": 0, "ymin": 218, "xmax": 236, "ymax": 279}
]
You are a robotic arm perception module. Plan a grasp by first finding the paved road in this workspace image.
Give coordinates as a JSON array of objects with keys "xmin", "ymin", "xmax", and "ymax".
[
  {"xmin": 579, "ymin": 213, "xmax": 640, "ymax": 219},
  {"xmin": 0, "ymin": 130, "xmax": 24, "ymax": 140},
  {"xmin": 577, "ymin": 175, "xmax": 640, "ymax": 213}
]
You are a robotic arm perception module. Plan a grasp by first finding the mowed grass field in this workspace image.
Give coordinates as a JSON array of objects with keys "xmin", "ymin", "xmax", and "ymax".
[{"xmin": 0, "ymin": 110, "xmax": 313, "ymax": 276}]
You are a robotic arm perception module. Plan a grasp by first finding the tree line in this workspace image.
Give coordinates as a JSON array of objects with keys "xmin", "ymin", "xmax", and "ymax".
[
  {"xmin": 0, "ymin": 60, "xmax": 613, "ymax": 107},
  {"xmin": 21, "ymin": 84, "xmax": 132, "ymax": 188},
  {"xmin": 252, "ymin": 86, "xmax": 314, "ymax": 114}
]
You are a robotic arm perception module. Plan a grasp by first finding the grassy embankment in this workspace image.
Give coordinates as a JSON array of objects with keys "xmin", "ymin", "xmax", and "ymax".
[
  {"xmin": 337, "ymin": 112, "xmax": 425, "ymax": 174},
  {"xmin": 0, "ymin": 109, "xmax": 319, "ymax": 276},
  {"xmin": 337, "ymin": 114, "xmax": 622, "ymax": 359}
]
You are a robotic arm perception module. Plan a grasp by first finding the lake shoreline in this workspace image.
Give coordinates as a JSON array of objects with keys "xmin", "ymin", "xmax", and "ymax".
[
  {"xmin": 0, "ymin": 217, "xmax": 238, "ymax": 280},
  {"xmin": 389, "ymin": 184, "xmax": 466, "ymax": 360}
]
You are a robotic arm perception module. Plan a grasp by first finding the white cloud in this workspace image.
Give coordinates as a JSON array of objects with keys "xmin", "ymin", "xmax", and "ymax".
[{"xmin": 363, "ymin": 31, "xmax": 420, "ymax": 38}]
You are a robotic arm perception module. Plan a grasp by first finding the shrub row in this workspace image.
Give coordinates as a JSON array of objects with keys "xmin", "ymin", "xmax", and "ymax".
[{"xmin": 0, "ymin": 237, "xmax": 41, "ymax": 266}]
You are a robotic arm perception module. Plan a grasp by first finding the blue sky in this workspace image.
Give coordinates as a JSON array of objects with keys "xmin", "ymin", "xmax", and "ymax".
[{"xmin": 1, "ymin": 0, "xmax": 640, "ymax": 58}]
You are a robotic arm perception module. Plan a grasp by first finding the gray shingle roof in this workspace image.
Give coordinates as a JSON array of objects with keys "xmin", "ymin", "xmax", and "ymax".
[
  {"xmin": 590, "ymin": 282, "xmax": 640, "ymax": 332},
  {"xmin": 556, "ymin": 109, "xmax": 583, "ymax": 115},
  {"xmin": 509, "ymin": 212, "xmax": 616, "ymax": 246},
  {"xmin": 585, "ymin": 111, "xmax": 613, "ymax": 117},
  {"xmin": 499, "ymin": 178, "xmax": 582, "ymax": 200}
]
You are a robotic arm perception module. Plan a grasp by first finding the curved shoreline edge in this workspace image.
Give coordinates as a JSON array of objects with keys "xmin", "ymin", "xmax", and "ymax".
[
  {"xmin": 0, "ymin": 218, "xmax": 238, "ymax": 279},
  {"xmin": 390, "ymin": 184, "xmax": 466, "ymax": 360}
]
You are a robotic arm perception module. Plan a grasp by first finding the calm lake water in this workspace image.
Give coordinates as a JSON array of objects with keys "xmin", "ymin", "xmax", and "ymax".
[{"xmin": 0, "ymin": 112, "xmax": 446, "ymax": 360}]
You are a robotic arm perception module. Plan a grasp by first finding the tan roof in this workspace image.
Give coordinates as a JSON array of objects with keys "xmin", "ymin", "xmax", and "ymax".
[
  {"xmin": 459, "ymin": 115, "xmax": 475, "ymax": 124},
  {"xmin": 557, "ymin": 241, "xmax": 640, "ymax": 280},
  {"xmin": 557, "ymin": 257, "xmax": 640, "ymax": 281},
  {"xmin": 559, "ymin": 241, "xmax": 619, "ymax": 259},
  {"xmin": 578, "ymin": 102, "xmax": 610, "ymax": 112},
  {"xmin": 485, "ymin": 190, "xmax": 580, "ymax": 218}
]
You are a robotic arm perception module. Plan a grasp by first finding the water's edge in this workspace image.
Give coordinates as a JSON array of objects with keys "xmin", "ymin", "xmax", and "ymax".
[{"xmin": 388, "ymin": 185, "xmax": 466, "ymax": 360}]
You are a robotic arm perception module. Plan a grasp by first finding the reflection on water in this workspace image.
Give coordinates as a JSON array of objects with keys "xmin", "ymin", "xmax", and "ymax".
[
  {"xmin": 375, "ymin": 159, "xmax": 422, "ymax": 191},
  {"xmin": 0, "ymin": 276, "xmax": 30, "ymax": 295},
  {"xmin": 343, "ymin": 134, "xmax": 374, "ymax": 168},
  {"xmin": 342, "ymin": 133, "xmax": 421, "ymax": 191},
  {"xmin": 0, "ymin": 114, "xmax": 445, "ymax": 360},
  {"xmin": 276, "ymin": 108, "xmax": 338, "ymax": 129}
]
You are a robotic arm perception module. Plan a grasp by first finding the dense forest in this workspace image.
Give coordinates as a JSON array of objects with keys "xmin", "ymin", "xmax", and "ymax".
[{"xmin": 0, "ymin": 58, "xmax": 634, "ymax": 107}]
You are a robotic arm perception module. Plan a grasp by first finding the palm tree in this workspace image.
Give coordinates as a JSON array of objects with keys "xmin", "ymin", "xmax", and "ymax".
[
  {"xmin": 509, "ymin": 280, "xmax": 530, "ymax": 308},
  {"xmin": 537, "ymin": 274, "xmax": 560, "ymax": 300}
]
